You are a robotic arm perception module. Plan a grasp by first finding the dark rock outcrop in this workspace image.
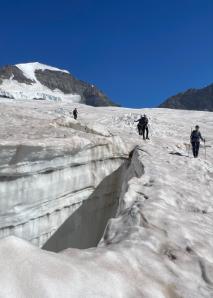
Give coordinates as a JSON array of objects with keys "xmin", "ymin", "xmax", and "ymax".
[
  {"xmin": 35, "ymin": 69, "xmax": 116, "ymax": 106},
  {"xmin": 159, "ymin": 83, "xmax": 213, "ymax": 111}
]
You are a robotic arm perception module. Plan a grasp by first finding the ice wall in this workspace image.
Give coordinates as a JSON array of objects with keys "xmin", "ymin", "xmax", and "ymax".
[
  {"xmin": 43, "ymin": 160, "xmax": 130, "ymax": 251},
  {"xmin": 0, "ymin": 137, "xmax": 128, "ymax": 247}
]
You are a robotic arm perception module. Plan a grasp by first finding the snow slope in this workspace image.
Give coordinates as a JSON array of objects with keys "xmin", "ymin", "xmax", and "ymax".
[
  {"xmin": 0, "ymin": 99, "xmax": 213, "ymax": 297},
  {"xmin": 16, "ymin": 62, "xmax": 69, "ymax": 81}
]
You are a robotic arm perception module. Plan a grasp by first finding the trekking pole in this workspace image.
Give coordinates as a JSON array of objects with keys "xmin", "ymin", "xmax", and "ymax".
[
  {"xmin": 187, "ymin": 143, "xmax": 190, "ymax": 157},
  {"xmin": 188, "ymin": 128, "xmax": 192, "ymax": 157},
  {"xmin": 204, "ymin": 139, "xmax": 207, "ymax": 160}
]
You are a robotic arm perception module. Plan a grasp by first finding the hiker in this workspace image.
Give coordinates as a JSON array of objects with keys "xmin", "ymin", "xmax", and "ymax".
[
  {"xmin": 73, "ymin": 108, "xmax": 78, "ymax": 120},
  {"xmin": 190, "ymin": 125, "xmax": 205, "ymax": 158},
  {"xmin": 135, "ymin": 114, "xmax": 149, "ymax": 140}
]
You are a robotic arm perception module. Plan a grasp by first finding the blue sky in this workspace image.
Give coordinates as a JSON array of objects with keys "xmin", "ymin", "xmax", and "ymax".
[{"xmin": 1, "ymin": 0, "xmax": 213, "ymax": 107}]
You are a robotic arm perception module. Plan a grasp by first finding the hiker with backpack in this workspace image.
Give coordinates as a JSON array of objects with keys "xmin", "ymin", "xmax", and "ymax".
[
  {"xmin": 73, "ymin": 108, "xmax": 78, "ymax": 120},
  {"xmin": 190, "ymin": 125, "xmax": 205, "ymax": 158},
  {"xmin": 135, "ymin": 114, "xmax": 149, "ymax": 140}
]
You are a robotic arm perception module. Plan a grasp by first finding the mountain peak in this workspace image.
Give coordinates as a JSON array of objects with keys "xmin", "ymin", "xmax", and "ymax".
[
  {"xmin": 0, "ymin": 62, "xmax": 117, "ymax": 107},
  {"xmin": 159, "ymin": 82, "xmax": 213, "ymax": 111}
]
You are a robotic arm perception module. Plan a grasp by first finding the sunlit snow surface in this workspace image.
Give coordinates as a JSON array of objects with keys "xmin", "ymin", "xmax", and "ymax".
[
  {"xmin": 0, "ymin": 99, "xmax": 213, "ymax": 297},
  {"xmin": 16, "ymin": 62, "xmax": 69, "ymax": 81}
]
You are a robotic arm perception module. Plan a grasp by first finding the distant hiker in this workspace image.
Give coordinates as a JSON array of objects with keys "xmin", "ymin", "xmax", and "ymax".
[
  {"xmin": 73, "ymin": 108, "xmax": 78, "ymax": 120},
  {"xmin": 135, "ymin": 114, "xmax": 149, "ymax": 140},
  {"xmin": 134, "ymin": 115, "xmax": 143, "ymax": 136},
  {"xmin": 190, "ymin": 125, "xmax": 205, "ymax": 158}
]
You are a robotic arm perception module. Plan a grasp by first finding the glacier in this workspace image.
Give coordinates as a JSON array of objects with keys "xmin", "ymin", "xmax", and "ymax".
[{"xmin": 0, "ymin": 98, "xmax": 213, "ymax": 297}]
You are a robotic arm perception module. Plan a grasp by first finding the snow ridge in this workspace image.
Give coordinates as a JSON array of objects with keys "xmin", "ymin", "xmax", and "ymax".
[{"xmin": 16, "ymin": 62, "xmax": 69, "ymax": 82}]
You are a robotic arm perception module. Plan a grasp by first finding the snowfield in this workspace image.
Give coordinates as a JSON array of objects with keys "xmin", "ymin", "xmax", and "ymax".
[{"xmin": 0, "ymin": 98, "xmax": 213, "ymax": 297}]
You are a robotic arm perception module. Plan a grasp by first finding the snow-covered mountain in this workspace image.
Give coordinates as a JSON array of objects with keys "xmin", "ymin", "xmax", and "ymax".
[
  {"xmin": 0, "ymin": 62, "xmax": 116, "ymax": 106},
  {"xmin": 0, "ymin": 98, "xmax": 213, "ymax": 297}
]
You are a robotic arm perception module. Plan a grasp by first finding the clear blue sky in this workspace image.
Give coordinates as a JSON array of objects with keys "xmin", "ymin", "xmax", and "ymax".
[{"xmin": 1, "ymin": 0, "xmax": 213, "ymax": 107}]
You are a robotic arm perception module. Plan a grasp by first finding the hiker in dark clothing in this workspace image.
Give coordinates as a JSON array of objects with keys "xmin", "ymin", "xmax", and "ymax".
[
  {"xmin": 135, "ymin": 114, "xmax": 149, "ymax": 139},
  {"xmin": 73, "ymin": 108, "xmax": 78, "ymax": 120},
  {"xmin": 190, "ymin": 125, "xmax": 205, "ymax": 158},
  {"xmin": 134, "ymin": 115, "xmax": 143, "ymax": 136}
]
